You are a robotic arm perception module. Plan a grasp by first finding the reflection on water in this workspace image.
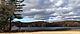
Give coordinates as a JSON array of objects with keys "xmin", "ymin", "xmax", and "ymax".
[{"xmin": 11, "ymin": 26, "xmax": 80, "ymax": 30}]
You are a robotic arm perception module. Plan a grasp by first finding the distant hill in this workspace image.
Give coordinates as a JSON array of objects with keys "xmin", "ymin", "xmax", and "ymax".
[{"xmin": 12, "ymin": 20, "xmax": 80, "ymax": 27}]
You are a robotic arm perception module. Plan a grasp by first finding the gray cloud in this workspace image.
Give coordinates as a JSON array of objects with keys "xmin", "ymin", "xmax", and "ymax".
[{"xmin": 17, "ymin": 0, "xmax": 80, "ymax": 21}]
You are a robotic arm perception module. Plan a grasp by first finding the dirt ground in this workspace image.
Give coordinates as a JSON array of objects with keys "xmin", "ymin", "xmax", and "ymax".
[{"xmin": 0, "ymin": 31, "xmax": 80, "ymax": 34}]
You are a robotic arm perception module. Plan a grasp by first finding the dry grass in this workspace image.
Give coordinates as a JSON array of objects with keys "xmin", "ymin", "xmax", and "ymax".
[{"xmin": 0, "ymin": 31, "xmax": 80, "ymax": 34}]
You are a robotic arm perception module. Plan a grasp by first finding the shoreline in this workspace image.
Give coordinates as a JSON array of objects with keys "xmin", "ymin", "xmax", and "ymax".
[{"xmin": 0, "ymin": 30, "xmax": 80, "ymax": 34}]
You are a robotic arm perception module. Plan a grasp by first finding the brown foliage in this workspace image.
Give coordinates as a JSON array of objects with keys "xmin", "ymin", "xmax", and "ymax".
[
  {"xmin": 12, "ymin": 20, "xmax": 80, "ymax": 27},
  {"xmin": 53, "ymin": 20, "xmax": 80, "ymax": 27}
]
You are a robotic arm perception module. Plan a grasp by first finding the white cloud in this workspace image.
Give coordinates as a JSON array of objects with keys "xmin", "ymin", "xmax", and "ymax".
[
  {"xmin": 50, "ymin": 0, "xmax": 54, "ymax": 2},
  {"xmin": 54, "ymin": 0, "xmax": 63, "ymax": 7}
]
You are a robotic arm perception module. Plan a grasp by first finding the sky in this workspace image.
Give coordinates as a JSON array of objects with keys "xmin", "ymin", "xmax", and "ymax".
[{"xmin": 13, "ymin": 0, "xmax": 80, "ymax": 22}]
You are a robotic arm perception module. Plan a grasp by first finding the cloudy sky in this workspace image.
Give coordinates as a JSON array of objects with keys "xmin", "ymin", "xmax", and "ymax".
[{"xmin": 13, "ymin": 0, "xmax": 80, "ymax": 22}]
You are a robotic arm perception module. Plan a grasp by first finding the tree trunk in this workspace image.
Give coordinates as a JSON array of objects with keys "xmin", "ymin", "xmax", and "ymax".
[{"xmin": 9, "ymin": 17, "xmax": 12, "ymax": 31}]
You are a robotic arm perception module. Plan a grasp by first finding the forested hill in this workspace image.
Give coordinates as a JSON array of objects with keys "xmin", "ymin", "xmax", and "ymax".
[{"xmin": 12, "ymin": 20, "xmax": 80, "ymax": 27}]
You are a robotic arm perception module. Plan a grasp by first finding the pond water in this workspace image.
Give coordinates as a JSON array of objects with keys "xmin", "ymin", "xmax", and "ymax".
[{"xmin": 11, "ymin": 26, "xmax": 80, "ymax": 30}]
